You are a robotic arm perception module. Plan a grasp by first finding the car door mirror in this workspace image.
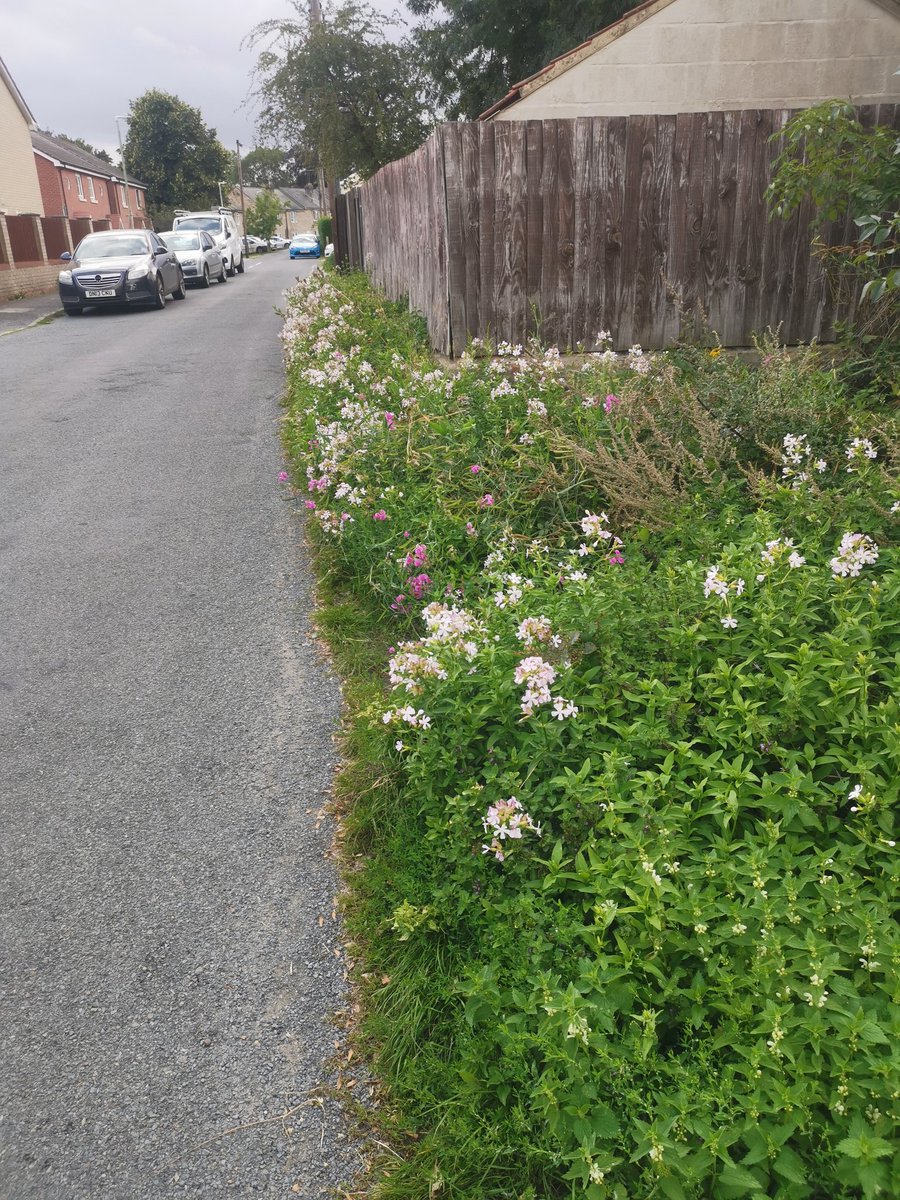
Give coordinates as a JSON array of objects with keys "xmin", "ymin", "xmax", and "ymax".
[{"xmin": 60, "ymin": 251, "xmax": 72, "ymax": 261}]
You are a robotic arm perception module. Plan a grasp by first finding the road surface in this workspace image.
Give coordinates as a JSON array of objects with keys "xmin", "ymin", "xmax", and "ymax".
[{"xmin": 0, "ymin": 254, "xmax": 361, "ymax": 1197}]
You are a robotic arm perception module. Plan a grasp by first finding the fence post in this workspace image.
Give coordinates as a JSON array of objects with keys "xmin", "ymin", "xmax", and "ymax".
[
  {"xmin": 32, "ymin": 215, "xmax": 49, "ymax": 263},
  {"xmin": 0, "ymin": 215, "xmax": 12, "ymax": 266}
]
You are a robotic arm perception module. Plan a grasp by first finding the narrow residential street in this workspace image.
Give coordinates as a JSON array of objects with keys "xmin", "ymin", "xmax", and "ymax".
[{"xmin": 0, "ymin": 256, "xmax": 360, "ymax": 1197}]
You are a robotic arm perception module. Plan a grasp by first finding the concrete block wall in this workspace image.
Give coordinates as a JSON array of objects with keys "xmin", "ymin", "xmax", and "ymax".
[{"xmin": 495, "ymin": 0, "xmax": 900, "ymax": 119}]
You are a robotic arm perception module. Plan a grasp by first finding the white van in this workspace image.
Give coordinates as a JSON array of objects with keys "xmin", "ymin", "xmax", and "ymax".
[{"xmin": 171, "ymin": 208, "xmax": 244, "ymax": 277}]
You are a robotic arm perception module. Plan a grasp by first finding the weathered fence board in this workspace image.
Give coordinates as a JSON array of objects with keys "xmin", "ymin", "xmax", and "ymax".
[{"xmin": 337, "ymin": 107, "xmax": 898, "ymax": 356}]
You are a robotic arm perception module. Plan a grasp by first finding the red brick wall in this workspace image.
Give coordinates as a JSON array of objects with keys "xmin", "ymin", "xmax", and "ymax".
[{"xmin": 34, "ymin": 154, "xmax": 65, "ymax": 217}]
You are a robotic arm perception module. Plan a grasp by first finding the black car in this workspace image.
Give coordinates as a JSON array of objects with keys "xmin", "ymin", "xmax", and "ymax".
[{"xmin": 58, "ymin": 229, "xmax": 186, "ymax": 315}]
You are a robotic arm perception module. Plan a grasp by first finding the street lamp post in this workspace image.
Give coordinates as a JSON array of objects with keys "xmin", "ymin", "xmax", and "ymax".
[
  {"xmin": 217, "ymin": 180, "xmax": 226, "ymax": 208},
  {"xmin": 235, "ymin": 141, "xmax": 247, "ymax": 257},
  {"xmin": 115, "ymin": 116, "xmax": 133, "ymax": 229}
]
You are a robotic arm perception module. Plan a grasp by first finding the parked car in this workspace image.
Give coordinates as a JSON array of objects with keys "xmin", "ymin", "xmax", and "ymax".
[
  {"xmin": 159, "ymin": 229, "xmax": 227, "ymax": 287},
  {"xmin": 58, "ymin": 229, "xmax": 186, "ymax": 314},
  {"xmin": 171, "ymin": 208, "xmax": 244, "ymax": 276},
  {"xmin": 267, "ymin": 235, "xmax": 290, "ymax": 249},
  {"xmin": 289, "ymin": 234, "xmax": 321, "ymax": 259},
  {"xmin": 245, "ymin": 235, "xmax": 268, "ymax": 254}
]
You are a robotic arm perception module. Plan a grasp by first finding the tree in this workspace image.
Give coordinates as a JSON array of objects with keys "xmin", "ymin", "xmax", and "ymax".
[
  {"xmin": 407, "ymin": 0, "xmax": 644, "ymax": 119},
  {"xmin": 247, "ymin": 1, "xmax": 433, "ymax": 183},
  {"xmin": 241, "ymin": 147, "xmax": 289, "ymax": 188},
  {"xmin": 245, "ymin": 189, "xmax": 285, "ymax": 240},
  {"xmin": 123, "ymin": 90, "xmax": 231, "ymax": 229}
]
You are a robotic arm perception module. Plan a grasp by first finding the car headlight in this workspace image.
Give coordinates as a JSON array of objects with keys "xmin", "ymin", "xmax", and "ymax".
[
  {"xmin": 58, "ymin": 270, "xmax": 72, "ymax": 284},
  {"xmin": 182, "ymin": 258, "xmax": 197, "ymax": 268},
  {"xmin": 128, "ymin": 263, "xmax": 150, "ymax": 280}
]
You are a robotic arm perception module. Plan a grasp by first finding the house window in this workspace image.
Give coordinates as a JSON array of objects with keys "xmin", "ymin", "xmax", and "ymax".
[
  {"xmin": 75, "ymin": 174, "xmax": 85, "ymax": 201},
  {"xmin": 120, "ymin": 184, "xmax": 129, "ymax": 208},
  {"xmin": 136, "ymin": 191, "xmax": 142, "ymax": 209},
  {"xmin": 87, "ymin": 177, "xmax": 96, "ymax": 202}
]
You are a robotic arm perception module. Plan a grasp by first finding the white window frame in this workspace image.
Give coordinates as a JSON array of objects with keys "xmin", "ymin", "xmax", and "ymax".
[
  {"xmin": 120, "ymin": 184, "xmax": 129, "ymax": 209},
  {"xmin": 87, "ymin": 177, "xmax": 96, "ymax": 203},
  {"xmin": 136, "ymin": 190, "xmax": 143, "ymax": 209},
  {"xmin": 75, "ymin": 174, "xmax": 85, "ymax": 201}
]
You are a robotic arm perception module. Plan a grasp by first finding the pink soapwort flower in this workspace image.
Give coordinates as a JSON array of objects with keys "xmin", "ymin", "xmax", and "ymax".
[
  {"xmin": 608, "ymin": 547, "xmax": 625, "ymax": 565},
  {"xmin": 390, "ymin": 594, "xmax": 409, "ymax": 613},
  {"xmin": 466, "ymin": 521, "xmax": 477, "ymax": 537},
  {"xmin": 340, "ymin": 512, "xmax": 352, "ymax": 524},
  {"xmin": 603, "ymin": 393, "xmax": 620, "ymax": 413},
  {"xmin": 305, "ymin": 500, "xmax": 316, "ymax": 510},
  {"xmin": 384, "ymin": 411, "xmax": 397, "ymax": 430},
  {"xmin": 278, "ymin": 470, "xmax": 289, "ymax": 483},
  {"xmin": 403, "ymin": 531, "xmax": 411, "ymax": 538},
  {"xmin": 470, "ymin": 463, "xmax": 481, "ymax": 474},
  {"xmin": 479, "ymin": 494, "xmax": 495, "ymax": 508},
  {"xmin": 408, "ymin": 572, "xmax": 432, "ymax": 599},
  {"xmin": 373, "ymin": 509, "xmax": 388, "ymax": 521}
]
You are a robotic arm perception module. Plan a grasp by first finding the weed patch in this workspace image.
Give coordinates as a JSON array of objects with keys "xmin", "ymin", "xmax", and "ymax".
[{"xmin": 280, "ymin": 272, "xmax": 899, "ymax": 1198}]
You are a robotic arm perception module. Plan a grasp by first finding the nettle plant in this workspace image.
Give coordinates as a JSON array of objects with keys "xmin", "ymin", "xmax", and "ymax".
[{"xmin": 280, "ymin": 273, "xmax": 899, "ymax": 1198}]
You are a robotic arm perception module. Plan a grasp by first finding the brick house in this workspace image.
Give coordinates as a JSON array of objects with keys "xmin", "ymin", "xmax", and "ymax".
[
  {"xmin": 230, "ymin": 185, "xmax": 322, "ymax": 238},
  {"xmin": 480, "ymin": 0, "xmax": 900, "ymax": 120},
  {"xmin": 32, "ymin": 130, "xmax": 149, "ymax": 229}
]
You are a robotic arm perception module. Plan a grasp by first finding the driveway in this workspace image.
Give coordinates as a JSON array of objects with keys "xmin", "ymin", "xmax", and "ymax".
[{"xmin": 0, "ymin": 257, "xmax": 360, "ymax": 1197}]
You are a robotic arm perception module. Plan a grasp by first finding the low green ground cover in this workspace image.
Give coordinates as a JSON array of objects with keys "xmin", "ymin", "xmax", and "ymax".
[{"xmin": 279, "ymin": 272, "xmax": 899, "ymax": 1199}]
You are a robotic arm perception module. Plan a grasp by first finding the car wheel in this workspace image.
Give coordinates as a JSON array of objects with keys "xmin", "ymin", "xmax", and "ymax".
[
  {"xmin": 65, "ymin": 306, "xmax": 83, "ymax": 316},
  {"xmin": 226, "ymin": 257, "xmax": 236, "ymax": 277},
  {"xmin": 153, "ymin": 276, "xmax": 166, "ymax": 309},
  {"xmin": 172, "ymin": 271, "xmax": 187, "ymax": 301},
  {"xmin": 201, "ymin": 265, "xmax": 211, "ymax": 288},
  {"xmin": 236, "ymin": 254, "xmax": 245, "ymax": 275},
  {"xmin": 218, "ymin": 262, "xmax": 228, "ymax": 284}
]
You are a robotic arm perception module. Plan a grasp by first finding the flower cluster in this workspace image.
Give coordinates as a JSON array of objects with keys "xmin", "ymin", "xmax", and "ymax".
[
  {"xmin": 759, "ymin": 538, "xmax": 806, "ymax": 570},
  {"xmin": 481, "ymin": 796, "xmax": 541, "ymax": 861},
  {"xmin": 382, "ymin": 705, "xmax": 432, "ymax": 729},
  {"xmin": 513, "ymin": 656, "xmax": 577, "ymax": 719},
  {"xmin": 516, "ymin": 615, "xmax": 553, "ymax": 648},
  {"xmin": 389, "ymin": 649, "xmax": 448, "ymax": 694},
  {"xmin": 703, "ymin": 566, "xmax": 746, "ymax": 600},
  {"xmin": 845, "ymin": 437, "xmax": 877, "ymax": 472},
  {"xmin": 780, "ymin": 433, "xmax": 827, "ymax": 488},
  {"xmin": 830, "ymin": 532, "xmax": 879, "ymax": 579}
]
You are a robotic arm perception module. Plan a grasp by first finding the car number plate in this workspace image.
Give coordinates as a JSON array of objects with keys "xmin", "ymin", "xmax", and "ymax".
[{"xmin": 85, "ymin": 288, "xmax": 116, "ymax": 298}]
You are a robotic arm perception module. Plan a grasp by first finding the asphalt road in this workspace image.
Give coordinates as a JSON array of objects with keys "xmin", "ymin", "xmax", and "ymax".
[{"xmin": 0, "ymin": 254, "xmax": 361, "ymax": 1198}]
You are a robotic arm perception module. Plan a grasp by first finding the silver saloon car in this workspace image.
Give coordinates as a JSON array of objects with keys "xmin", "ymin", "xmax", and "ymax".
[
  {"xmin": 58, "ymin": 229, "xmax": 186, "ymax": 314},
  {"xmin": 159, "ymin": 229, "xmax": 227, "ymax": 287}
]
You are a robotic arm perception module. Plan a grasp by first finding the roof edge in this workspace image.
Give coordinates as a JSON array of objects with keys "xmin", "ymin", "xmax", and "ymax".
[
  {"xmin": 0, "ymin": 54, "xmax": 37, "ymax": 128},
  {"xmin": 479, "ymin": 0, "xmax": 679, "ymax": 120}
]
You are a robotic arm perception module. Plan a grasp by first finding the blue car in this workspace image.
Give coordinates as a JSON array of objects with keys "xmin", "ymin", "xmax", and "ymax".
[{"xmin": 289, "ymin": 234, "xmax": 320, "ymax": 259}]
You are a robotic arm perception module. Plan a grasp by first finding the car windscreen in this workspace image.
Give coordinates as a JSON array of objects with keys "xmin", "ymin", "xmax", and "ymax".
[
  {"xmin": 76, "ymin": 235, "xmax": 149, "ymax": 259},
  {"xmin": 161, "ymin": 232, "xmax": 202, "ymax": 250},
  {"xmin": 175, "ymin": 218, "xmax": 223, "ymax": 233}
]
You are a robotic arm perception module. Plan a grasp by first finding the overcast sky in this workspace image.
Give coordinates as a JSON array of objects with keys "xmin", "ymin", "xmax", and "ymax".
[{"xmin": 1, "ymin": 0, "xmax": 401, "ymax": 158}]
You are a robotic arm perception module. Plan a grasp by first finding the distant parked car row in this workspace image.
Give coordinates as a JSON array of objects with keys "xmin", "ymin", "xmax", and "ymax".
[{"xmin": 57, "ymin": 215, "xmax": 323, "ymax": 316}]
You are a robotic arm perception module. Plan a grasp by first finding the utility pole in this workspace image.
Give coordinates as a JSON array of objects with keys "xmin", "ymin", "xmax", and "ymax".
[
  {"xmin": 235, "ymin": 141, "xmax": 248, "ymax": 257},
  {"xmin": 308, "ymin": 0, "xmax": 328, "ymax": 226},
  {"xmin": 115, "ymin": 116, "xmax": 133, "ymax": 229}
]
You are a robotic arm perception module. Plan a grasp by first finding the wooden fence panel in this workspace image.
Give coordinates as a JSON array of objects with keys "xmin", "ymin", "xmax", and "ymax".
[{"xmin": 334, "ymin": 106, "xmax": 899, "ymax": 355}]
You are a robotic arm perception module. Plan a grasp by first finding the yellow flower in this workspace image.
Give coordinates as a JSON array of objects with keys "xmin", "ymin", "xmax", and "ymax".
[{"xmin": 708, "ymin": 348, "xmax": 722, "ymax": 358}]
